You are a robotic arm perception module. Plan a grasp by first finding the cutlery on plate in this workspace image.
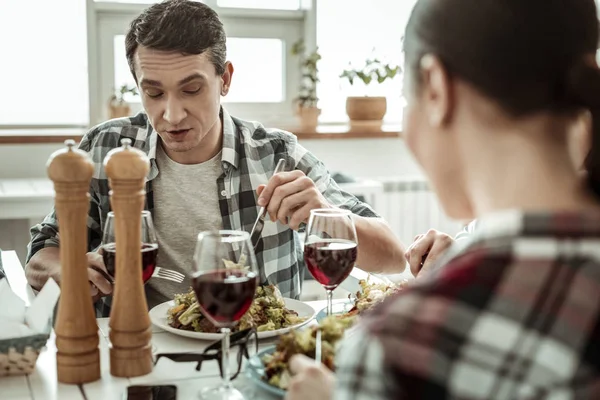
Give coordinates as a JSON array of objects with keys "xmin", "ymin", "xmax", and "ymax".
[
  {"xmin": 89, "ymin": 265, "xmax": 185, "ymax": 284},
  {"xmin": 249, "ymin": 158, "xmax": 287, "ymax": 249},
  {"xmin": 152, "ymin": 267, "xmax": 185, "ymax": 283}
]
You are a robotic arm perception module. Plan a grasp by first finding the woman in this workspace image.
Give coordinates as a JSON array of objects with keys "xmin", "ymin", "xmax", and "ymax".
[
  {"xmin": 404, "ymin": 110, "xmax": 593, "ymax": 277},
  {"xmin": 286, "ymin": 0, "xmax": 600, "ymax": 398}
]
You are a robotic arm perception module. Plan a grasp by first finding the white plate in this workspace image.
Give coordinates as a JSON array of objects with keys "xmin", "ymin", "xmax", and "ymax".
[
  {"xmin": 315, "ymin": 301, "xmax": 355, "ymax": 322},
  {"xmin": 148, "ymin": 298, "xmax": 316, "ymax": 340}
]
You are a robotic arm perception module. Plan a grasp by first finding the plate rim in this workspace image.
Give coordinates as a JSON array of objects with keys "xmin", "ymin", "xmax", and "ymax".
[
  {"xmin": 315, "ymin": 300, "xmax": 354, "ymax": 322},
  {"xmin": 149, "ymin": 297, "xmax": 316, "ymax": 340},
  {"xmin": 245, "ymin": 345, "xmax": 286, "ymax": 397}
]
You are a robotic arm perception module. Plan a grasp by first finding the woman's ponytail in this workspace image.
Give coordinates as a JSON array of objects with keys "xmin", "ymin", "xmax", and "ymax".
[{"xmin": 566, "ymin": 56, "xmax": 600, "ymax": 197}]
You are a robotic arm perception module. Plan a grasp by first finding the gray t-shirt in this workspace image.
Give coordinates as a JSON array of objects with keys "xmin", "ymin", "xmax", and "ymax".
[{"xmin": 145, "ymin": 143, "xmax": 223, "ymax": 309}]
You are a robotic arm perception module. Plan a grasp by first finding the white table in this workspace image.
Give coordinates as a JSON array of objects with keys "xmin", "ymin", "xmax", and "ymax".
[
  {"xmin": 1, "ymin": 250, "xmax": 330, "ymax": 399},
  {"xmin": 83, "ymin": 316, "xmax": 306, "ymax": 400},
  {"xmin": 6, "ymin": 310, "xmax": 328, "ymax": 400}
]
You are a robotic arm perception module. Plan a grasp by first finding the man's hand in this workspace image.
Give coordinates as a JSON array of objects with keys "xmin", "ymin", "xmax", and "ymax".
[
  {"xmin": 86, "ymin": 251, "xmax": 113, "ymax": 302},
  {"xmin": 285, "ymin": 354, "xmax": 334, "ymax": 400},
  {"xmin": 26, "ymin": 247, "xmax": 113, "ymax": 302},
  {"xmin": 257, "ymin": 170, "xmax": 330, "ymax": 230},
  {"xmin": 405, "ymin": 229, "xmax": 454, "ymax": 276}
]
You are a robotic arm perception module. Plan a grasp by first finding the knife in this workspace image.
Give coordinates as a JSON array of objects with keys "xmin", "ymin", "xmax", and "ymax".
[{"xmin": 249, "ymin": 158, "xmax": 287, "ymax": 249}]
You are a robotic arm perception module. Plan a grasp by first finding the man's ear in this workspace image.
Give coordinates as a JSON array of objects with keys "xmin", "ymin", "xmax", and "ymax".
[{"xmin": 220, "ymin": 61, "xmax": 234, "ymax": 96}]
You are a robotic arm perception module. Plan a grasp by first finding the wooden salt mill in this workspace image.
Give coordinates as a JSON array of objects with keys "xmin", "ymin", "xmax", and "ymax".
[
  {"xmin": 104, "ymin": 138, "xmax": 153, "ymax": 377},
  {"xmin": 47, "ymin": 139, "xmax": 100, "ymax": 384}
]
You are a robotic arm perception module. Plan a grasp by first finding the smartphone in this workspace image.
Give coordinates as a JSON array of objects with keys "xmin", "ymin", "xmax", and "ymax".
[{"xmin": 123, "ymin": 385, "xmax": 177, "ymax": 400}]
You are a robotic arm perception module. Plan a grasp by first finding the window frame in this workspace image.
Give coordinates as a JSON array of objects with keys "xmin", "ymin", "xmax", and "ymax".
[{"xmin": 88, "ymin": 0, "xmax": 309, "ymax": 126}]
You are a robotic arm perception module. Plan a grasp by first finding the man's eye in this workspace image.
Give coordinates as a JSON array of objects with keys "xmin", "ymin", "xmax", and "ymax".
[
  {"xmin": 146, "ymin": 91, "xmax": 163, "ymax": 99},
  {"xmin": 184, "ymin": 88, "xmax": 201, "ymax": 95}
]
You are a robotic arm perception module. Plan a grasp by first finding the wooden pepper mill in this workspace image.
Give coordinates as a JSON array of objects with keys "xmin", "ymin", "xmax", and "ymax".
[
  {"xmin": 104, "ymin": 138, "xmax": 153, "ymax": 377},
  {"xmin": 47, "ymin": 139, "xmax": 100, "ymax": 384}
]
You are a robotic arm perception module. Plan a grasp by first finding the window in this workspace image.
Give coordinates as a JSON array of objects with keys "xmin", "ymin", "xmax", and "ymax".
[
  {"xmin": 0, "ymin": 0, "xmax": 88, "ymax": 127},
  {"xmin": 112, "ymin": 36, "xmax": 285, "ymax": 104},
  {"xmin": 223, "ymin": 38, "xmax": 284, "ymax": 103},
  {"xmin": 113, "ymin": 36, "xmax": 137, "ymax": 103},
  {"xmin": 316, "ymin": 0, "xmax": 416, "ymax": 123}
]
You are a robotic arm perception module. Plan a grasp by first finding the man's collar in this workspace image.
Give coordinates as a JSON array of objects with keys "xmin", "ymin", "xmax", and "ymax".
[
  {"xmin": 220, "ymin": 107, "xmax": 239, "ymax": 170},
  {"xmin": 145, "ymin": 107, "xmax": 240, "ymax": 180},
  {"xmin": 147, "ymin": 125, "xmax": 158, "ymax": 161}
]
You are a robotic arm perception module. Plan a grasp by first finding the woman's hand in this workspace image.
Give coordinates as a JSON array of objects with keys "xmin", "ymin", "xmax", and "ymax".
[
  {"xmin": 284, "ymin": 354, "xmax": 335, "ymax": 400},
  {"xmin": 405, "ymin": 229, "xmax": 454, "ymax": 276}
]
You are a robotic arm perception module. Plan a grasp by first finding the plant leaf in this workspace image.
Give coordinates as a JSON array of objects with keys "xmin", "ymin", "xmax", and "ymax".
[{"xmin": 356, "ymin": 71, "xmax": 371, "ymax": 85}]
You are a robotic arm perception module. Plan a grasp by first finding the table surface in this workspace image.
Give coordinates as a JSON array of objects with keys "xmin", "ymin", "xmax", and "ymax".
[{"xmin": 0, "ymin": 251, "xmax": 335, "ymax": 400}]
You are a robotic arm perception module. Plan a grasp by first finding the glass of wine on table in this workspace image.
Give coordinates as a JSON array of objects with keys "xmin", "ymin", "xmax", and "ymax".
[
  {"xmin": 101, "ymin": 211, "xmax": 159, "ymax": 283},
  {"xmin": 304, "ymin": 209, "xmax": 358, "ymax": 316},
  {"xmin": 192, "ymin": 230, "xmax": 259, "ymax": 400}
]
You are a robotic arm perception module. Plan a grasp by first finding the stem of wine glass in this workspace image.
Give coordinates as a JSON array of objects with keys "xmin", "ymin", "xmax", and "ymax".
[
  {"xmin": 326, "ymin": 289, "xmax": 333, "ymax": 316},
  {"xmin": 221, "ymin": 327, "xmax": 232, "ymax": 389}
]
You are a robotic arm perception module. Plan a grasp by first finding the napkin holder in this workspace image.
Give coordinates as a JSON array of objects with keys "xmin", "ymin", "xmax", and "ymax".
[
  {"xmin": 0, "ymin": 278, "xmax": 60, "ymax": 377},
  {"xmin": 0, "ymin": 323, "xmax": 51, "ymax": 376}
]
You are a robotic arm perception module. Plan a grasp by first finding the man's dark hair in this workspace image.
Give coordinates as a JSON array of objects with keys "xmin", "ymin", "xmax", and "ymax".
[{"xmin": 125, "ymin": 0, "xmax": 227, "ymax": 80}]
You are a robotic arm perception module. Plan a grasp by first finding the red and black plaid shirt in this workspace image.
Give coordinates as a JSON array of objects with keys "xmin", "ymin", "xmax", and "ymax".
[{"xmin": 335, "ymin": 209, "xmax": 600, "ymax": 399}]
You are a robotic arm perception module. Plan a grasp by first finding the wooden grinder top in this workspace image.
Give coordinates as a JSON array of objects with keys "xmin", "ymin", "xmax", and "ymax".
[
  {"xmin": 47, "ymin": 139, "xmax": 100, "ymax": 384},
  {"xmin": 104, "ymin": 138, "xmax": 153, "ymax": 378}
]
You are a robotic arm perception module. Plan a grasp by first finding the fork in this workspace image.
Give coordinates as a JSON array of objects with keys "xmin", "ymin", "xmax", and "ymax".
[
  {"xmin": 314, "ymin": 328, "xmax": 322, "ymax": 365},
  {"xmin": 152, "ymin": 267, "xmax": 185, "ymax": 283},
  {"xmin": 249, "ymin": 158, "xmax": 287, "ymax": 249}
]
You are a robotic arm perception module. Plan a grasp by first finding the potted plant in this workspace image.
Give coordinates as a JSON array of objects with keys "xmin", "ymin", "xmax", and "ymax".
[
  {"xmin": 108, "ymin": 84, "xmax": 138, "ymax": 119},
  {"xmin": 339, "ymin": 58, "xmax": 400, "ymax": 124},
  {"xmin": 291, "ymin": 40, "xmax": 321, "ymax": 132}
]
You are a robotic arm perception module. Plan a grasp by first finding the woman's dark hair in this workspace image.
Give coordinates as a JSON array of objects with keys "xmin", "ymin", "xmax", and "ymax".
[
  {"xmin": 125, "ymin": 0, "xmax": 226, "ymax": 78},
  {"xmin": 404, "ymin": 0, "xmax": 600, "ymax": 196}
]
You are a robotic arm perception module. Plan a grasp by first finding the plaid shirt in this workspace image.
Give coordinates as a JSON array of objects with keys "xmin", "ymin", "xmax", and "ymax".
[
  {"xmin": 27, "ymin": 108, "xmax": 378, "ymax": 316},
  {"xmin": 335, "ymin": 209, "xmax": 600, "ymax": 399}
]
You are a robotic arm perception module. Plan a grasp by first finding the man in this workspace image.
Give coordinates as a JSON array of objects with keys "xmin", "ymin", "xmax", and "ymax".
[{"xmin": 24, "ymin": 0, "xmax": 405, "ymax": 316}]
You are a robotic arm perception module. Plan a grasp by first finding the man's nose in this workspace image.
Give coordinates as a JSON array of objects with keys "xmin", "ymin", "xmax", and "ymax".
[{"xmin": 163, "ymin": 97, "xmax": 187, "ymax": 126}]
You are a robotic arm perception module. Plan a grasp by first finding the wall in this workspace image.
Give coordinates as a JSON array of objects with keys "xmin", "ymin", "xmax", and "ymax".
[
  {"xmin": 299, "ymin": 137, "xmax": 425, "ymax": 179},
  {"xmin": 0, "ymin": 138, "xmax": 425, "ymax": 262},
  {"xmin": 0, "ymin": 139, "xmax": 422, "ymax": 179},
  {"xmin": 0, "ymin": 144, "xmax": 65, "ymax": 261},
  {"xmin": 0, "ymin": 143, "xmax": 64, "ymax": 179}
]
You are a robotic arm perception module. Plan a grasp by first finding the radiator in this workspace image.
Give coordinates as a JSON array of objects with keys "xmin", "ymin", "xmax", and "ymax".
[
  {"xmin": 379, "ymin": 177, "xmax": 462, "ymax": 245},
  {"xmin": 339, "ymin": 178, "xmax": 462, "ymax": 246}
]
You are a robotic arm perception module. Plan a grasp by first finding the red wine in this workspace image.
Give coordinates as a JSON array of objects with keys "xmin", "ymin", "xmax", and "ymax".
[
  {"xmin": 102, "ymin": 243, "xmax": 159, "ymax": 282},
  {"xmin": 192, "ymin": 270, "xmax": 258, "ymax": 328},
  {"xmin": 304, "ymin": 239, "xmax": 357, "ymax": 289}
]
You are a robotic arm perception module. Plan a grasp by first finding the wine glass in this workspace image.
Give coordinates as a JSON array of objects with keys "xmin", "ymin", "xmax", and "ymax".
[
  {"xmin": 101, "ymin": 210, "xmax": 159, "ymax": 283},
  {"xmin": 304, "ymin": 209, "xmax": 358, "ymax": 316},
  {"xmin": 192, "ymin": 230, "xmax": 259, "ymax": 400}
]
